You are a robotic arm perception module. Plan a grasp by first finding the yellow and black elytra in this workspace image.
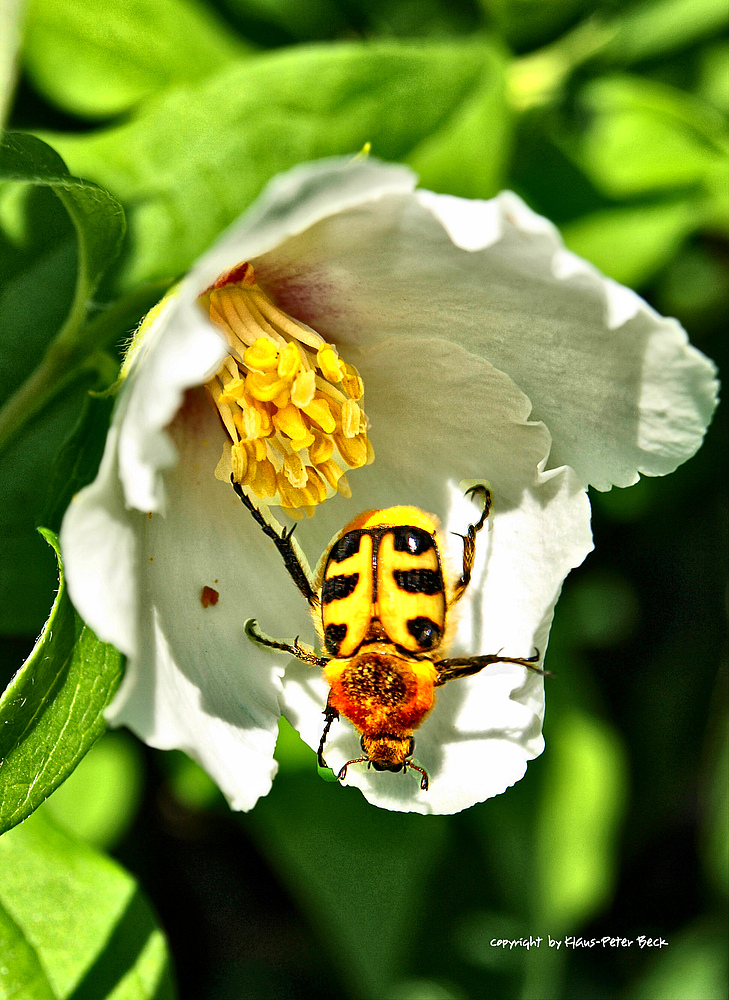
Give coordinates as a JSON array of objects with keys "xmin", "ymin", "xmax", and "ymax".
[{"xmin": 233, "ymin": 477, "xmax": 543, "ymax": 790}]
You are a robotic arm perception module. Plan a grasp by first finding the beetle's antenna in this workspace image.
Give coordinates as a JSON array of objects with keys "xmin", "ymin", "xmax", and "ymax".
[
  {"xmin": 406, "ymin": 762, "xmax": 429, "ymax": 790},
  {"xmin": 337, "ymin": 757, "xmax": 368, "ymax": 781}
]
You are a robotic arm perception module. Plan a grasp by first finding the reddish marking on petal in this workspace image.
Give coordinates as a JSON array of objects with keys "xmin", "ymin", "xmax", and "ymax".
[
  {"xmin": 201, "ymin": 262, "xmax": 256, "ymax": 296},
  {"xmin": 201, "ymin": 586, "xmax": 219, "ymax": 608},
  {"xmin": 253, "ymin": 264, "xmax": 343, "ymax": 329}
]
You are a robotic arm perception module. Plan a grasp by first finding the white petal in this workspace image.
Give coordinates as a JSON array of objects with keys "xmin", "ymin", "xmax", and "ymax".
[
  {"xmin": 252, "ymin": 183, "xmax": 717, "ymax": 491},
  {"xmin": 61, "ymin": 416, "xmax": 139, "ymax": 657},
  {"xmin": 280, "ymin": 337, "xmax": 592, "ymax": 814},
  {"xmin": 65, "ymin": 390, "xmax": 325, "ymax": 811}
]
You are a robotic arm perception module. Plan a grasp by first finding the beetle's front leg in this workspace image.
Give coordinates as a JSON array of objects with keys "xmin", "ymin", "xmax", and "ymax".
[{"xmin": 435, "ymin": 650, "xmax": 546, "ymax": 685}]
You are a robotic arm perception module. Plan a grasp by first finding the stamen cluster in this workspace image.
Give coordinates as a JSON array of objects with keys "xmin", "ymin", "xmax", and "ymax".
[{"xmin": 202, "ymin": 263, "xmax": 372, "ymax": 512}]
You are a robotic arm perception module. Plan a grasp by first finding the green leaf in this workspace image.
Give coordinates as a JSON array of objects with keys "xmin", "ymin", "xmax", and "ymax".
[
  {"xmin": 561, "ymin": 198, "xmax": 702, "ymax": 287},
  {"xmin": 535, "ymin": 709, "xmax": 628, "ymax": 932},
  {"xmin": 0, "ymin": 529, "xmax": 123, "ymax": 836},
  {"xmin": 0, "ymin": 212, "xmax": 85, "ymax": 633},
  {"xmin": 23, "ymin": 0, "xmax": 252, "ymax": 120},
  {"xmin": 0, "ymin": 132, "xmax": 126, "ymax": 347},
  {"xmin": 0, "ymin": 809, "xmax": 175, "ymax": 999},
  {"xmin": 0, "ymin": 133, "xmax": 126, "ymax": 457},
  {"xmin": 570, "ymin": 75, "xmax": 729, "ymax": 198},
  {"xmin": 405, "ymin": 41, "xmax": 510, "ymax": 199},
  {"xmin": 700, "ymin": 42, "xmax": 729, "ymax": 117},
  {"xmin": 43, "ymin": 40, "xmax": 510, "ymax": 287},
  {"xmin": 248, "ymin": 771, "xmax": 447, "ymax": 998},
  {"xmin": 0, "ymin": 897, "xmax": 57, "ymax": 1000},
  {"xmin": 600, "ymin": 0, "xmax": 729, "ymax": 68},
  {"xmin": 41, "ymin": 392, "xmax": 115, "ymax": 534}
]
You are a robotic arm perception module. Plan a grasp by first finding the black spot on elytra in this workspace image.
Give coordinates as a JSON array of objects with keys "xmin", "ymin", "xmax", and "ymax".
[
  {"xmin": 322, "ymin": 573, "xmax": 359, "ymax": 605},
  {"xmin": 324, "ymin": 623, "xmax": 347, "ymax": 656},
  {"xmin": 407, "ymin": 617, "xmax": 441, "ymax": 650},
  {"xmin": 391, "ymin": 526, "xmax": 434, "ymax": 554},
  {"xmin": 328, "ymin": 531, "xmax": 363, "ymax": 563},
  {"xmin": 394, "ymin": 568, "xmax": 444, "ymax": 595}
]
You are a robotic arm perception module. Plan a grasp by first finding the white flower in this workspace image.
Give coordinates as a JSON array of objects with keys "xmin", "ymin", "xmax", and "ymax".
[{"xmin": 60, "ymin": 157, "xmax": 718, "ymax": 816}]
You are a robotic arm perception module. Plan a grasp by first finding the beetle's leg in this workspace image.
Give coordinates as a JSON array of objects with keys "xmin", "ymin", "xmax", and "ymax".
[
  {"xmin": 231, "ymin": 476, "xmax": 319, "ymax": 608},
  {"xmin": 450, "ymin": 484, "xmax": 492, "ymax": 605},
  {"xmin": 434, "ymin": 649, "xmax": 547, "ymax": 686},
  {"xmin": 245, "ymin": 619, "xmax": 329, "ymax": 667},
  {"xmin": 317, "ymin": 696, "xmax": 340, "ymax": 769}
]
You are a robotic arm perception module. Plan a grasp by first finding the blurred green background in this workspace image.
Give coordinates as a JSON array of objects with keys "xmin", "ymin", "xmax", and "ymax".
[{"xmin": 0, "ymin": 1, "xmax": 727, "ymax": 998}]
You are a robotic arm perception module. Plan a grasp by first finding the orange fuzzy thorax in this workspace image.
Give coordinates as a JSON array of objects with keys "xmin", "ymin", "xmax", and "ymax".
[{"xmin": 324, "ymin": 645, "xmax": 438, "ymax": 738}]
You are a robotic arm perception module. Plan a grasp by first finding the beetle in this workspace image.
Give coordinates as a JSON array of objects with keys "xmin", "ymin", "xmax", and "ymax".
[{"xmin": 232, "ymin": 476, "xmax": 543, "ymax": 790}]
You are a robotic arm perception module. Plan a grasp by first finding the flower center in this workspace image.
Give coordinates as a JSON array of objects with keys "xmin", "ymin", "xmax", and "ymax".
[{"xmin": 201, "ymin": 263, "xmax": 373, "ymax": 513}]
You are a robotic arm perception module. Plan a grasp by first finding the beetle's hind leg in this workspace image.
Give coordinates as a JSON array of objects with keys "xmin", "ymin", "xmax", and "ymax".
[
  {"xmin": 245, "ymin": 619, "xmax": 329, "ymax": 668},
  {"xmin": 231, "ymin": 476, "xmax": 319, "ymax": 608},
  {"xmin": 435, "ymin": 650, "xmax": 547, "ymax": 686},
  {"xmin": 450, "ymin": 484, "xmax": 492, "ymax": 605},
  {"xmin": 317, "ymin": 697, "xmax": 340, "ymax": 769}
]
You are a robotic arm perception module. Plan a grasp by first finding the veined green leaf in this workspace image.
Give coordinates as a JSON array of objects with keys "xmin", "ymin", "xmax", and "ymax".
[
  {"xmin": 0, "ymin": 530, "xmax": 123, "ymax": 835},
  {"xmin": 0, "ymin": 810, "xmax": 175, "ymax": 999}
]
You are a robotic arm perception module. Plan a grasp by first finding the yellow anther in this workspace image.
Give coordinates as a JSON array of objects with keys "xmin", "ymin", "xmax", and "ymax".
[
  {"xmin": 244, "ymin": 337, "xmax": 280, "ymax": 372},
  {"xmin": 335, "ymin": 431, "xmax": 369, "ymax": 468},
  {"xmin": 241, "ymin": 403, "xmax": 273, "ymax": 441},
  {"xmin": 273, "ymin": 404, "xmax": 311, "ymax": 444},
  {"xmin": 276, "ymin": 474, "xmax": 306, "ymax": 510},
  {"xmin": 341, "ymin": 365, "xmax": 364, "ymax": 400},
  {"xmin": 317, "ymin": 458, "xmax": 346, "ymax": 491},
  {"xmin": 283, "ymin": 452, "xmax": 307, "ymax": 488},
  {"xmin": 309, "ymin": 430, "xmax": 334, "ymax": 466},
  {"xmin": 218, "ymin": 378, "xmax": 247, "ymax": 405},
  {"xmin": 302, "ymin": 467, "xmax": 327, "ymax": 504},
  {"xmin": 246, "ymin": 370, "xmax": 290, "ymax": 402},
  {"xmin": 272, "ymin": 387, "xmax": 290, "ymax": 409},
  {"xmin": 231, "ymin": 443, "xmax": 248, "ymax": 481},
  {"xmin": 341, "ymin": 399, "xmax": 361, "ymax": 439},
  {"xmin": 302, "ymin": 395, "xmax": 336, "ymax": 434},
  {"xmin": 251, "ymin": 458, "xmax": 277, "ymax": 497},
  {"xmin": 291, "ymin": 369, "xmax": 316, "ymax": 408},
  {"xmin": 277, "ymin": 341, "xmax": 300, "ymax": 380},
  {"xmin": 204, "ymin": 264, "xmax": 373, "ymax": 509},
  {"xmin": 317, "ymin": 344, "xmax": 345, "ymax": 383},
  {"xmin": 336, "ymin": 473, "xmax": 352, "ymax": 498}
]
